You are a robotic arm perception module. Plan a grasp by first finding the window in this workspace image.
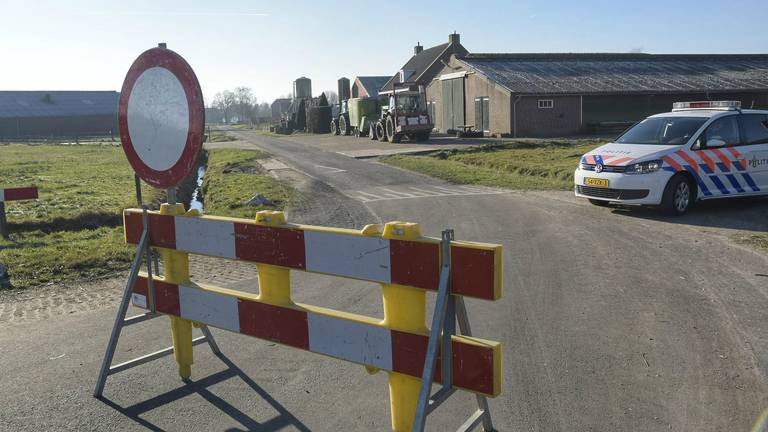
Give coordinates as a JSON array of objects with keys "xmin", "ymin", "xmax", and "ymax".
[
  {"xmin": 474, "ymin": 97, "xmax": 490, "ymax": 132},
  {"xmin": 742, "ymin": 114, "xmax": 768, "ymax": 145},
  {"xmin": 700, "ymin": 115, "xmax": 741, "ymax": 148},
  {"xmin": 616, "ymin": 117, "xmax": 707, "ymax": 145},
  {"xmin": 538, "ymin": 99, "xmax": 553, "ymax": 109}
]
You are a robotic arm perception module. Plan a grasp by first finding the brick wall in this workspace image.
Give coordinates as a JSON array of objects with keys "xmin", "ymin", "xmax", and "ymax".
[{"xmin": 514, "ymin": 96, "xmax": 581, "ymax": 137}]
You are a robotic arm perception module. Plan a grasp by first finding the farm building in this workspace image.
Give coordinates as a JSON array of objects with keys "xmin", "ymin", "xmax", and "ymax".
[
  {"xmin": 351, "ymin": 76, "xmax": 390, "ymax": 98},
  {"xmin": 429, "ymin": 53, "xmax": 768, "ymax": 137},
  {"xmin": 0, "ymin": 91, "xmax": 118, "ymax": 139},
  {"xmin": 379, "ymin": 33, "xmax": 468, "ymax": 96},
  {"xmin": 271, "ymin": 98, "xmax": 292, "ymax": 120}
]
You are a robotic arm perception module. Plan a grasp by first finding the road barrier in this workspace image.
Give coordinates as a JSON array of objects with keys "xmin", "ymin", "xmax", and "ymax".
[
  {"xmin": 96, "ymin": 206, "xmax": 503, "ymax": 431},
  {"xmin": 101, "ymin": 207, "xmax": 504, "ymax": 430},
  {"xmin": 0, "ymin": 186, "xmax": 38, "ymax": 238}
]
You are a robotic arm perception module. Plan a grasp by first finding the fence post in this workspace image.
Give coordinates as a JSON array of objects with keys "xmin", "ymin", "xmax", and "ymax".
[
  {"xmin": 381, "ymin": 222, "xmax": 428, "ymax": 431},
  {"xmin": 0, "ymin": 202, "xmax": 7, "ymax": 239},
  {"xmin": 159, "ymin": 203, "xmax": 194, "ymax": 379}
]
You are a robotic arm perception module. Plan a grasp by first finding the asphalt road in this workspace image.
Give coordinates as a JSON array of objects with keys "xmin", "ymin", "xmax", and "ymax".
[{"xmin": 2, "ymin": 130, "xmax": 768, "ymax": 431}]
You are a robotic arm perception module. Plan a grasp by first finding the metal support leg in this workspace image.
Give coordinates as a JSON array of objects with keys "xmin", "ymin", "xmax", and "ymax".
[
  {"xmin": 413, "ymin": 230, "xmax": 454, "ymax": 432},
  {"xmin": 94, "ymin": 229, "xmax": 149, "ymax": 397},
  {"xmin": 200, "ymin": 325, "xmax": 221, "ymax": 356},
  {"xmin": 412, "ymin": 229, "xmax": 495, "ymax": 432}
]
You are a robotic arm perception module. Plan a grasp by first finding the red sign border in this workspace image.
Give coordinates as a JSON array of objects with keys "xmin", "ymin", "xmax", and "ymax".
[{"xmin": 118, "ymin": 47, "xmax": 204, "ymax": 189}]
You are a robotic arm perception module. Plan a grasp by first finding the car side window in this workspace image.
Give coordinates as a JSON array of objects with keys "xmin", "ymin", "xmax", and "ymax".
[
  {"xmin": 742, "ymin": 114, "xmax": 768, "ymax": 145},
  {"xmin": 701, "ymin": 116, "xmax": 741, "ymax": 148}
]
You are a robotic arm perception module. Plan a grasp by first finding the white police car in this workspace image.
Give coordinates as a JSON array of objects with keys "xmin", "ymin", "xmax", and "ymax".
[{"xmin": 574, "ymin": 101, "xmax": 768, "ymax": 215}]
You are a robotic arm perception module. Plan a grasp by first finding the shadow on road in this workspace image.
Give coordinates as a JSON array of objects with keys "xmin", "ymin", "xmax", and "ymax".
[
  {"xmin": 610, "ymin": 196, "xmax": 768, "ymax": 232},
  {"xmin": 97, "ymin": 354, "xmax": 311, "ymax": 432}
]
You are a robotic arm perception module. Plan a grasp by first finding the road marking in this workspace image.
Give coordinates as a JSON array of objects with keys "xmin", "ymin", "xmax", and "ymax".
[
  {"xmin": 315, "ymin": 165, "xmax": 347, "ymax": 173},
  {"xmin": 346, "ymin": 185, "xmax": 508, "ymax": 202},
  {"xmin": 379, "ymin": 188, "xmax": 417, "ymax": 198}
]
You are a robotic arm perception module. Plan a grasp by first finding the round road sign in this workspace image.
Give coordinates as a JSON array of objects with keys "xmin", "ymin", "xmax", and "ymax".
[{"xmin": 119, "ymin": 47, "xmax": 204, "ymax": 189}]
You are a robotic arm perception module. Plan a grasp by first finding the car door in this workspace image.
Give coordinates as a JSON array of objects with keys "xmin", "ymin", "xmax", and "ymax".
[
  {"xmin": 695, "ymin": 115, "xmax": 746, "ymax": 196},
  {"xmin": 737, "ymin": 113, "xmax": 768, "ymax": 193}
]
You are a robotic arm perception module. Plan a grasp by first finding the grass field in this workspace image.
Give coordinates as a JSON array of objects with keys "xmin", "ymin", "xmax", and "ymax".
[
  {"xmin": 0, "ymin": 144, "xmax": 161, "ymax": 288},
  {"xmin": 202, "ymin": 149, "xmax": 295, "ymax": 218},
  {"xmin": 0, "ymin": 145, "xmax": 294, "ymax": 289},
  {"xmin": 381, "ymin": 139, "xmax": 605, "ymax": 190}
]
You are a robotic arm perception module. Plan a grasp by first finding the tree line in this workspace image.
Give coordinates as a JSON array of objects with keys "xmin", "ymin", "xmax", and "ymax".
[{"xmin": 210, "ymin": 86, "xmax": 271, "ymax": 124}]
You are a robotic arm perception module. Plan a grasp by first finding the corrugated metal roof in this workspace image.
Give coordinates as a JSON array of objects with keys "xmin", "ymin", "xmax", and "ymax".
[
  {"xmin": 0, "ymin": 91, "xmax": 119, "ymax": 118},
  {"xmin": 460, "ymin": 54, "xmax": 768, "ymax": 95},
  {"xmin": 354, "ymin": 76, "xmax": 390, "ymax": 96}
]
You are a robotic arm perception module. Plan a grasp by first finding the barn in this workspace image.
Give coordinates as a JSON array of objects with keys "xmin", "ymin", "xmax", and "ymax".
[
  {"xmin": 0, "ymin": 91, "xmax": 118, "ymax": 139},
  {"xmin": 429, "ymin": 53, "xmax": 768, "ymax": 137}
]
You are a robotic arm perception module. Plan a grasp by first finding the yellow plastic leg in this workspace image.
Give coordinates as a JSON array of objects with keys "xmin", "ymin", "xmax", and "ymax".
[
  {"xmin": 159, "ymin": 203, "xmax": 194, "ymax": 379},
  {"xmin": 254, "ymin": 211, "xmax": 293, "ymax": 307},
  {"xmin": 381, "ymin": 222, "xmax": 428, "ymax": 432}
]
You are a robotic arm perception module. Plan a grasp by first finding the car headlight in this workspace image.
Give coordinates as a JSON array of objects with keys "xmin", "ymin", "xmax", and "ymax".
[{"xmin": 626, "ymin": 159, "xmax": 662, "ymax": 174}]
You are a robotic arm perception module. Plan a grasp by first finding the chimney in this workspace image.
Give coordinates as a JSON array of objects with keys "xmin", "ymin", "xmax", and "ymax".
[
  {"xmin": 414, "ymin": 42, "xmax": 423, "ymax": 55},
  {"xmin": 448, "ymin": 32, "xmax": 460, "ymax": 45}
]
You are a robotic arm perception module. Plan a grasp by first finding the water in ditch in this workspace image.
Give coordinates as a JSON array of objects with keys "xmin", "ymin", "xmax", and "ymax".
[{"xmin": 189, "ymin": 165, "xmax": 206, "ymax": 212}]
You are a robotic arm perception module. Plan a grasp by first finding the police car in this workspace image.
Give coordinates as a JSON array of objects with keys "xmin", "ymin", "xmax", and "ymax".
[{"xmin": 574, "ymin": 101, "xmax": 768, "ymax": 215}]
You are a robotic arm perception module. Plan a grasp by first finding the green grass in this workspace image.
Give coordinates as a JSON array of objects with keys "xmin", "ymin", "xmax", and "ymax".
[
  {"xmin": 202, "ymin": 149, "xmax": 297, "ymax": 219},
  {"xmin": 0, "ymin": 144, "xmax": 162, "ymax": 289},
  {"xmin": 381, "ymin": 139, "xmax": 605, "ymax": 190},
  {"xmin": 207, "ymin": 129, "xmax": 237, "ymax": 142}
]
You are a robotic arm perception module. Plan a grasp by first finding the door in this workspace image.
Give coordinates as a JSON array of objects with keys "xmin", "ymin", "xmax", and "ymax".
[
  {"xmin": 738, "ymin": 113, "xmax": 768, "ymax": 192},
  {"xmin": 441, "ymin": 78, "xmax": 465, "ymax": 131},
  {"xmin": 696, "ymin": 115, "xmax": 747, "ymax": 195}
]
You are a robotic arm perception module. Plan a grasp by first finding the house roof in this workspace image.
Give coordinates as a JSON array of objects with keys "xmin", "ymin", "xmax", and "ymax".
[
  {"xmin": 0, "ymin": 91, "xmax": 119, "ymax": 118},
  {"xmin": 458, "ymin": 53, "xmax": 768, "ymax": 95},
  {"xmin": 271, "ymin": 98, "xmax": 292, "ymax": 107},
  {"xmin": 381, "ymin": 42, "xmax": 468, "ymax": 93},
  {"xmin": 354, "ymin": 76, "xmax": 390, "ymax": 96}
]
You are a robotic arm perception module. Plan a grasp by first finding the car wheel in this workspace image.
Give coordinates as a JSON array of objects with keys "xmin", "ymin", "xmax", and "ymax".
[
  {"xmin": 661, "ymin": 175, "xmax": 694, "ymax": 216},
  {"xmin": 588, "ymin": 199, "xmax": 611, "ymax": 207}
]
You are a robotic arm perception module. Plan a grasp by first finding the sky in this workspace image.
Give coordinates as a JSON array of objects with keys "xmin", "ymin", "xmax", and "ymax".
[{"xmin": 2, "ymin": 0, "xmax": 768, "ymax": 105}]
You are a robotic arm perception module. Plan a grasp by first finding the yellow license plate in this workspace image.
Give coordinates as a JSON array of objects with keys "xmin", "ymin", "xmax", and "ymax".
[{"xmin": 584, "ymin": 177, "xmax": 609, "ymax": 187}]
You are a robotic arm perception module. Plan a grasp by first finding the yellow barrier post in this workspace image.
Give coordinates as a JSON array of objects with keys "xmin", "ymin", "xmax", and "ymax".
[
  {"xmin": 160, "ymin": 203, "xmax": 194, "ymax": 379},
  {"xmin": 254, "ymin": 211, "xmax": 293, "ymax": 307},
  {"xmin": 381, "ymin": 222, "xmax": 429, "ymax": 432}
]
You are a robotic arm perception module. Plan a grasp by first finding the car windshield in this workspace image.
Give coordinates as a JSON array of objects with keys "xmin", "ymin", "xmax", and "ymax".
[{"xmin": 616, "ymin": 117, "xmax": 707, "ymax": 145}]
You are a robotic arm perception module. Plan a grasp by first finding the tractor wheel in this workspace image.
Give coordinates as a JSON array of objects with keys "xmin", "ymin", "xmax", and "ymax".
[
  {"xmin": 339, "ymin": 115, "xmax": 349, "ymax": 136},
  {"xmin": 376, "ymin": 121, "xmax": 387, "ymax": 142},
  {"xmin": 386, "ymin": 116, "xmax": 401, "ymax": 143},
  {"xmin": 330, "ymin": 119, "xmax": 339, "ymax": 135}
]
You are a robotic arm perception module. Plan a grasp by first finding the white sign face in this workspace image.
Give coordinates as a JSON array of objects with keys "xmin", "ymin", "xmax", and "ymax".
[{"xmin": 126, "ymin": 67, "xmax": 190, "ymax": 171}]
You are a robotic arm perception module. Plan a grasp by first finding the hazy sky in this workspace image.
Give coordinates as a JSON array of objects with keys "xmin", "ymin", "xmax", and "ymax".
[{"xmin": 2, "ymin": 0, "xmax": 768, "ymax": 104}]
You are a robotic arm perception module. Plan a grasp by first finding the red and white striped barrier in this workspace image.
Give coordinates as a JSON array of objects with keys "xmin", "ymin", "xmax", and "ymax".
[
  {"xmin": 131, "ymin": 275, "xmax": 501, "ymax": 396},
  {"xmin": 123, "ymin": 210, "xmax": 502, "ymax": 300},
  {"xmin": 0, "ymin": 186, "xmax": 38, "ymax": 202}
]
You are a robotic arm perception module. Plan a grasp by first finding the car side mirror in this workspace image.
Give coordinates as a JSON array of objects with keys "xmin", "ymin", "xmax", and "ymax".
[{"xmin": 706, "ymin": 138, "xmax": 726, "ymax": 148}]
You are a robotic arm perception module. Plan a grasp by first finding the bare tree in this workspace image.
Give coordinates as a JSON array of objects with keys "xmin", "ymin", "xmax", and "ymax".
[
  {"xmin": 234, "ymin": 86, "xmax": 254, "ymax": 123},
  {"xmin": 325, "ymin": 90, "xmax": 339, "ymax": 105},
  {"xmin": 213, "ymin": 90, "xmax": 236, "ymax": 124}
]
